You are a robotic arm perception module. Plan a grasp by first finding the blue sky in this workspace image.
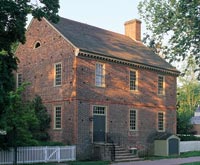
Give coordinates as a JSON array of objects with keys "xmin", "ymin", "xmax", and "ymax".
[{"xmin": 58, "ymin": 0, "xmax": 145, "ymax": 35}]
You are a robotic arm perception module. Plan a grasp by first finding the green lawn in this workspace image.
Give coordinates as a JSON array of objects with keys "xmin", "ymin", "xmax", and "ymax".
[
  {"xmin": 143, "ymin": 151, "xmax": 200, "ymax": 160},
  {"xmin": 180, "ymin": 151, "xmax": 200, "ymax": 158},
  {"xmin": 68, "ymin": 161, "xmax": 110, "ymax": 165},
  {"xmin": 181, "ymin": 162, "xmax": 200, "ymax": 165},
  {"xmin": 21, "ymin": 161, "xmax": 110, "ymax": 165}
]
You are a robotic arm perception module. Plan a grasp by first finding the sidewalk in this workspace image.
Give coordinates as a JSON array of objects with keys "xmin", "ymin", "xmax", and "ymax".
[{"xmin": 112, "ymin": 157, "xmax": 200, "ymax": 165}]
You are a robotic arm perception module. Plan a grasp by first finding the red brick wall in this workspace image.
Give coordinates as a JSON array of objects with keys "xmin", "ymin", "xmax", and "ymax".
[
  {"xmin": 76, "ymin": 56, "xmax": 177, "ymax": 151},
  {"xmin": 15, "ymin": 18, "xmax": 77, "ymax": 144},
  {"xmin": 193, "ymin": 124, "xmax": 200, "ymax": 135}
]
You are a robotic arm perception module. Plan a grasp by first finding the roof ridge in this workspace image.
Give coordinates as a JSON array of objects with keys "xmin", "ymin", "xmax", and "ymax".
[{"xmin": 58, "ymin": 16, "xmax": 131, "ymax": 40}]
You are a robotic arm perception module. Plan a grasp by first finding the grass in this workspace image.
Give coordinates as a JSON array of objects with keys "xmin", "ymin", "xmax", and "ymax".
[
  {"xmin": 21, "ymin": 161, "xmax": 110, "ymax": 165},
  {"xmin": 182, "ymin": 163, "xmax": 200, "ymax": 165},
  {"xmin": 143, "ymin": 151, "xmax": 200, "ymax": 160},
  {"xmin": 68, "ymin": 161, "xmax": 110, "ymax": 165}
]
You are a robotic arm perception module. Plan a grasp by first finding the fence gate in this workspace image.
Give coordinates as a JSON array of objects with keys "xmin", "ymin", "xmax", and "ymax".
[
  {"xmin": 46, "ymin": 147, "xmax": 60, "ymax": 162},
  {"xmin": 0, "ymin": 146, "xmax": 76, "ymax": 165}
]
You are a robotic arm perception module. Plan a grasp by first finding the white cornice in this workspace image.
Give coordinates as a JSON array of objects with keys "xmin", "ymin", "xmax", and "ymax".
[{"xmin": 78, "ymin": 50, "xmax": 180, "ymax": 76}]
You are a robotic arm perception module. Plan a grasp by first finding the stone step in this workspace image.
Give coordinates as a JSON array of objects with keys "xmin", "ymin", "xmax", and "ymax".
[
  {"xmin": 115, "ymin": 151, "xmax": 135, "ymax": 156},
  {"xmin": 115, "ymin": 154, "xmax": 137, "ymax": 159},
  {"xmin": 114, "ymin": 157, "xmax": 142, "ymax": 162},
  {"xmin": 113, "ymin": 145, "xmax": 139, "ymax": 162}
]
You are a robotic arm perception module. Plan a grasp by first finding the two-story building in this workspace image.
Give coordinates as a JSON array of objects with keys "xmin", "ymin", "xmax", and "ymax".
[{"xmin": 15, "ymin": 17, "xmax": 179, "ymax": 159}]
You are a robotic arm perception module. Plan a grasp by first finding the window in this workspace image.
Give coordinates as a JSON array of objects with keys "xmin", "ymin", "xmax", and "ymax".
[
  {"xmin": 130, "ymin": 109, "xmax": 137, "ymax": 131},
  {"xmin": 158, "ymin": 75, "xmax": 165, "ymax": 95},
  {"xmin": 93, "ymin": 106, "xmax": 106, "ymax": 115},
  {"xmin": 54, "ymin": 106, "xmax": 62, "ymax": 129},
  {"xmin": 34, "ymin": 41, "xmax": 41, "ymax": 49},
  {"xmin": 157, "ymin": 112, "xmax": 165, "ymax": 132},
  {"xmin": 54, "ymin": 63, "xmax": 62, "ymax": 86},
  {"xmin": 95, "ymin": 63, "xmax": 105, "ymax": 87},
  {"xmin": 17, "ymin": 73, "xmax": 22, "ymax": 87},
  {"xmin": 130, "ymin": 70, "xmax": 138, "ymax": 91}
]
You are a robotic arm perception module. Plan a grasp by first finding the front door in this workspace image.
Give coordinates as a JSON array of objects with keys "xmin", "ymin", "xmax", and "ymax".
[{"xmin": 93, "ymin": 106, "xmax": 106, "ymax": 143}]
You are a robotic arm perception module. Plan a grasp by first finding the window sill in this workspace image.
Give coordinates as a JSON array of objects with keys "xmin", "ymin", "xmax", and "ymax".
[{"xmin": 53, "ymin": 128, "xmax": 62, "ymax": 131}]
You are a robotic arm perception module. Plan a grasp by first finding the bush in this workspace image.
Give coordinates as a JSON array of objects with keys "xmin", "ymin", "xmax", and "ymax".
[
  {"xmin": 178, "ymin": 135, "xmax": 200, "ymax": 141},
  {"xmin": 37, "ymin": 141, "xmax": 65, "ymax": 146}
]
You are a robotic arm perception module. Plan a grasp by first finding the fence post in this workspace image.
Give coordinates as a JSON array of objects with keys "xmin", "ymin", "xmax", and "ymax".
[
  {"xmin": 45, "ymin": 146, "xmax": 48, "ymax": 162},
  {"xmin": 57, "ymin": 146, "xmax": 60, "ymax": 163}
]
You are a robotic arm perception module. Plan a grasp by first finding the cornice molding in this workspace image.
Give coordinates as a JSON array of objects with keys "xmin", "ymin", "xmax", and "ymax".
[{"xmin": 78, "ymin": 50, "xmax": 180, "ymax": 76}]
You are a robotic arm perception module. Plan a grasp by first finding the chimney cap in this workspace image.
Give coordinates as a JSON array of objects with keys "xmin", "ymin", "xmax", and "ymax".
[{"xmin": 124, "ymin": 19, "xmax": 141, "ymax": 26}]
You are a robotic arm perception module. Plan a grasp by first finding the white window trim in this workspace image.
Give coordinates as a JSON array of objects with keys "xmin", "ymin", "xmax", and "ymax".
[
  {"xmin": 129, "ymin": 109, "xmax": 138, "ymax": 131},
  {"xmin": 157, "ymin": 111, "xmax": 165, "ymax": 132},
  {"xmin": 54, "ymin": 105, "xmax": 62, "ymax": 130},
  {"xmin": 95, "ymin": 62, "xmax": 105, "ymax": 87},
  {"xmin": 16, "ymin": 73, "xmax": 22, "ymax": 88},
  {"xmin": 54, "ymin": 62, "xmax": 62, "ymax": 87},
  {"xmin": 129, "ymin": 69, "xmax": 138, "ymax": 91},
  {"xmin": 34, "ymin": 41, "xmax": 41, "ymax": 49},
  {"xmin": 158, "ymin": 75, "xmax": 165, "ymax": 95}
]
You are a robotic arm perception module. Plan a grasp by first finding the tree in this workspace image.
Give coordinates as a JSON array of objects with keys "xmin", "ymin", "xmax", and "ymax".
[
  {"xmin": 31, "ymin": 95, "xmax": 51, "ymax": 142},
  {"xmin": 0, "ymin": 84, "xmax": 39, "ymax": 164},
  {"xmin": 176, "ymin": 57, "xmax": 200, "ymax": 134},
  {"xmin": 138, "ymin": 0, "xmax": 200, "ymax": 77},
  {"xmin": 0, "ymin": 0, "xmax": 59, "ymax": 149}
]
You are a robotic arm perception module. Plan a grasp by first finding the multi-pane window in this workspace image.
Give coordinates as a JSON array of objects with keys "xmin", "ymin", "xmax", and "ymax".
[
  {"xmin": 54, "ymin": 63, "xmax": 62, "ymax": 86},
  {"xmin": 158, "ymin": 112, "xmax": 165, "ymax": 131},
  {"xmin": 130, "ymin": 70, "xmax": 138, "ymax": 91},
  {"xmin": 17, "ymin": 73, "xmax": 22, "ymax": 88},
  {"xmin": 54, "ymin": 106, "xmax": 62, "ymax": 129},
  {"xmin": 95, "ymin": 63, "xmax": 105, "ymax": 87},
  {"xmin": 93, "ymin": 106, "xmax": 106, "ymax": 115},
  {"xmin": 130, "ymin": 109, "xmax": 137, "ymax": 131},
  {"xmin": 158, "ymin": 75, "xmax": 165, "ymax": 95}
]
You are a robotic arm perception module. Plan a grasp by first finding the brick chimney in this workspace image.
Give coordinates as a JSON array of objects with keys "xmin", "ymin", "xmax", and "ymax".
[{"xmin": 124, "ymin": 19, "xmax": 141, "ymax": 41}]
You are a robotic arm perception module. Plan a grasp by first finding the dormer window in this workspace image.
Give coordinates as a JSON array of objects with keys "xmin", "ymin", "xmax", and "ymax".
[{"xmin": 34, "ymin": 41, "xmax": 41, "ymax": 49}]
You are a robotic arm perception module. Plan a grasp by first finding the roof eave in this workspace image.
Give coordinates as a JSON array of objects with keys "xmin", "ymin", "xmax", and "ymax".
[{"xmin": 78, "ymin": 49, "xmax": 180, "ymax": 76}]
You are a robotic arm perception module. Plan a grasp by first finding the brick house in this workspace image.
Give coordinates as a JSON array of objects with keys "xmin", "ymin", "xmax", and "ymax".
[{"xmin": 15, "ymin": 17, "xmax": 179, "ymax": 159}]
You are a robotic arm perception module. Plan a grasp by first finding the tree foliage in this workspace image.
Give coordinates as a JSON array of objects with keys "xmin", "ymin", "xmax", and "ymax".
[
  {"xmin": 0, "ymin": 85, "xmax": 51, "ymax": 149},
  {"xmin": 31, "ymin": 95, "xmax": 51, "ymax": 142},
  {"xmin": 0, "ymin": 84, "xmax": 39, "ymax": 149},
  {"xmin": 0, "ymin": 0, "xmax": 60, "ymax": 53},
  {"xmin": 138, "ymin": 0, "xmax": 200, "ymax": 76},
  {"xmin": 0, "ymin": 0, "xmax": 59, "ymax": 150},
  {"xmin": 176, "ymin": 57, "xmax": 200, "ymax": 134}
]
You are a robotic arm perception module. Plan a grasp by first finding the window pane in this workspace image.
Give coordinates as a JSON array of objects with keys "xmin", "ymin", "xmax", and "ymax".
[
  {"xmin": 17, "ymin": 73, "xmax": 22, "ymax": 87},
  {"xmin": 158, "ymin": 112, "xmax": 164, "ymax": 131},
  {"xmin": 93, "ymin": 106, "xmax": 105, "ymax": 115},
  {"xmin": 95, "ymin": 63, "xmax": 105, "ymax": 87},
  {"xmin": 55, "ymin": 106, "xmax": 62, "ymax": 129},
  {"xmin": 55, "ymin": 63, "xmax": 62, "ymax": 86},
  {"xmin": 130, "ymin": 70, "xmax": 137, "ymax": 91},
  {"xmin": 130, "ymin": 110, "xmax": 137, "ymax": 131},
  {"xmin": 158, "ymin": 76, "xmax": 164, "ymax": 95}
]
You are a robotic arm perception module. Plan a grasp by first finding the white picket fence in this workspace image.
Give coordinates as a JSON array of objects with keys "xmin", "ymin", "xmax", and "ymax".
[
  {"xmin": 0, "ymin": 146, "xmax": 76, "ymax": 164},
  {"xmin": 180, "ymin": 141, "xmax": 200, "ymax": 153}
]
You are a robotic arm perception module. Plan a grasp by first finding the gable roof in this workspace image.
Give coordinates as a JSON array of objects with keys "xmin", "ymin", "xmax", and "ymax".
[{"xmin": 48, "ymin": 17, "xmax": 179, "ymax": 75}]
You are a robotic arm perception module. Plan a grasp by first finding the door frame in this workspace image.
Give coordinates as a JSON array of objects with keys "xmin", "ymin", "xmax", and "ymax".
[{"xmin": 91, "ymin": 105, "xmax": 107, "ymax": 143}]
